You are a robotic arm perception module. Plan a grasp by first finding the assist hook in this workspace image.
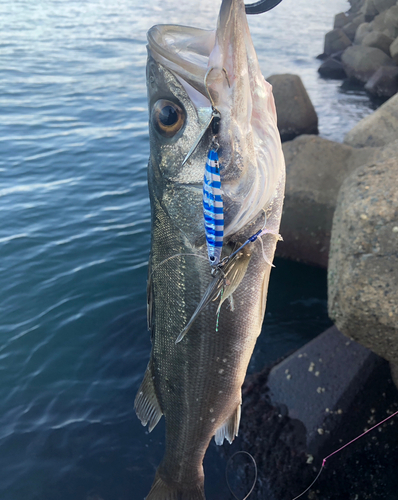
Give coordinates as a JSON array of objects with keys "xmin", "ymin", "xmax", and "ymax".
[{"xmin": 245, "ymin": 0, "xmax": 282, "ymax": 15}]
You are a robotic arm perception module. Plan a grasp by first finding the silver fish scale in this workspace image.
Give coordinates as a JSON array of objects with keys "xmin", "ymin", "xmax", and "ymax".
[{"xmin": 148, "ymin": 191, "xmax": 271, "ymax": 486}]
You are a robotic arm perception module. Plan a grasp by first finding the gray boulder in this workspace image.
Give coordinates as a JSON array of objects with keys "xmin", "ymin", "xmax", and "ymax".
[
  {"xmin": 391, "ymin": 36, "xmax": 398, "ymax": 64},
  {"xmin": 341, "ymin": 45, "xmax": 396, "ymax": 83},
  {"xmin": 353, "ymin": 12, "xmax": 367, "ymax": 25},
  {"xmin": 266, "ymin": 74, "xmax": 318, "ymax": 142},
  {"xmin": 278, "ymin": 135, "xmax": 398, "ymax": 267},
  {"xmin": 361, "ymin": 0, "xmax": 379, "ymax": 20},
  {"xmin": 354, "ymin": 22, "xmax": 373, "ymax": 44},
  {"xmin": 344, "ymin": 92, "xmax": 398, "ymax": 146},
  {"xmin": 334, "ymin": 12, "xmax": 350, "ymax": 29},
  {"xmin": 278, "ymin": 136, "xmax": 382, "ymax": 267},
  {"xmin": 384, "ymin": 5, "xmax": 398, "ymax": 38},
  {"xmin": 343, "ymin": 19, "xmax": 364, "ymax": 41},
  {"xmin": 372, "ymin": 9, "xmax": 390, "ymax": 33},
  {"xmin": 365, "ymin": 65, "xmax": 398, "ymax": 97},
  {"xmin": 362, "ymin": 31, "xmax": 394, "ymax": 54},
  {"xmin": 324, "ymin": 29, "xmax": 352, "ymax": 56},
  {"xmin": 349, "ymin": 0, "xmax": 366, "ymax": 14},
  {"xmin": 328, "ymin": 157, "xmax": 398, "ymax": 366},
  {"xmin": 374, "ymin": 0, "xmax": 397, "ymax": 14}
]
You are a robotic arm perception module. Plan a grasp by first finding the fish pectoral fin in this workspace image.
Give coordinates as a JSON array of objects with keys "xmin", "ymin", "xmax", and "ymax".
[
  {"xmin": 214, "ymin": 402, "xmax": 241, "ymax": 446},
  {"xmin": 134, "ymin": 362, "xmax": 163, "ymax": 432}
]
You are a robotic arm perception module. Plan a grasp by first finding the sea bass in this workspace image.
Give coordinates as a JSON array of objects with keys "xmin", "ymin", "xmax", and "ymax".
[{"xmin": 135, "ymin": 0, "xmax": 285, "ymax": 498}]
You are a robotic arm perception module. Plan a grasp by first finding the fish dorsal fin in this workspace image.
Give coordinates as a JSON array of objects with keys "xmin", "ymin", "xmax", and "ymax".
[
  {"xmin": 134, "ymin": 362, "xmax": 163, "ymax": 432},
  {"xmin": 214, "ymin": 401, "xmax": 241, "ymax": 445}
]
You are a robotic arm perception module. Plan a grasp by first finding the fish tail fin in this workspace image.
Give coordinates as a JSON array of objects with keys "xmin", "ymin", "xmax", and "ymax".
[{"xmin": 146, "ymin": 471, "xmax": 205, "ymax": 500}]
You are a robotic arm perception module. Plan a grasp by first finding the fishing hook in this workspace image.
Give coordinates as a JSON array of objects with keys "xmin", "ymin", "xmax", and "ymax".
[
  {"xmin": 182, "ymin": 66, "xmax": 230, "ymax": 166},
  {"xmin": 245, "ymin": 0, "xmax": 283, "ymax": 15}
]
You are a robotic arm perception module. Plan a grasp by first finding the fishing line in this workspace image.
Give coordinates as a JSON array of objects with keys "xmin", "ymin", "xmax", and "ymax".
[
  {"xmin": 291, "ymin": 408, "xmax": 398, "ymax": 500},
  {"xmin": 215, "ymin": 288, "xmax": 223, "ymax": 332},
  {"xmin": 149, "ymin": 253, "xmax": 209, "ymax": 278},
  {"xmin": 226, "ymin": 451, "xmax": 258, "ymax": 500}
]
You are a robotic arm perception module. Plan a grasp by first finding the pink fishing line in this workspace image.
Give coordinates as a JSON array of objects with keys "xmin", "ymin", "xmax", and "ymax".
[{"xmin": 292, "ymin": 409, "xmax": 398, "ymax": 500}]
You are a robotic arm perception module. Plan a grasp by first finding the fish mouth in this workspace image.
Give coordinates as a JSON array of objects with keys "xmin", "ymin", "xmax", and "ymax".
[
  {"xmin": 147, "ymin": 0, "xmax": 248, "ymax": 105},
  {"xmin": 147, "ymin": 24, "xmax": 214, "ymax": 103}
]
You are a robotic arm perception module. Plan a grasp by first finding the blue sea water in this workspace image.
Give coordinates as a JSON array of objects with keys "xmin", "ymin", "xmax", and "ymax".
[{"xmin": 0, "ymin": 0, "xmax": 374, "ymax": 498}]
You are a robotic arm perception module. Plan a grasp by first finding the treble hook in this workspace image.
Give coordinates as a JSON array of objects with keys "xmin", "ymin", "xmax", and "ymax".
[
  {"xmin": 203, "ymin": 67, "xmax": 230, "ymax": 113},
  {"xmin": 245, "ymin": 0, "xmax": 283, "ymax": 15},
  {"xmin": 182, "ymin": 66, "xmax": 230, "ymax": 166}
]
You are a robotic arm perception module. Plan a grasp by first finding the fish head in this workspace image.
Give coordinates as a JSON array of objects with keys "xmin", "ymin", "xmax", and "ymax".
[{"xmin": 147, "ymin": 0, "xmax": 284, "ymax": 248}]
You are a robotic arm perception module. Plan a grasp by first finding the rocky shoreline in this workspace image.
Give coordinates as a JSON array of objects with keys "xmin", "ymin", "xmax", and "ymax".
[
  {"xmin": 318, "ymin": 0, "xmax": 398, "ymax": 99},
  {"xmin": 234, "ymin": 1, "xmax": 398, "ymax": 497}
]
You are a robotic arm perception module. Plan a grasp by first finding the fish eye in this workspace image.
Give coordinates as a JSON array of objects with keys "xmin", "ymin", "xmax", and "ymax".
[{"xmin": 152, "ymin": 99, "xmax": 185, "ymax": 138}]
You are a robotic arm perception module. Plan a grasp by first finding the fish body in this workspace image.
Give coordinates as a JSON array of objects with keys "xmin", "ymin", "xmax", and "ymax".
[{"xmin": 135, "ymin": 0, "xmax": 285, "ymax": 498}]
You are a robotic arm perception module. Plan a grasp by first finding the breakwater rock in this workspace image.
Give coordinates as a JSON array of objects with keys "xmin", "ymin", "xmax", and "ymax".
[
  {"xmin": 319, "ymin": 0, "xmax": 398, "ymax": 98},
  {"xmin": 266, "ymin": 74, "xmax": 318, "ymax": 142},
  {"xmin": 344, "ymin": 91, "xmax": 398, "ymax": 145},
  {"xmin": 277, "ymin": 132, "xmax": 398, "ymax": 267},
  {"xmin": 328, "ymin": 157, "xmax": 398, "ymax": 366},
  {"xmin": 279, "ymin": 89, "xmax": 398, "ymax": 386}
]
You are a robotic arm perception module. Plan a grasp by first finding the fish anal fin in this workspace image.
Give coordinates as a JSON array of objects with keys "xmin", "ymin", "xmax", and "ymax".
[
  {"xmin": 214, "ymin": 402, "xmax": 241, "ymax": 446},
  {"xmin": 134, "ymin": 362, "xmax": 163, "ymax": 432}
]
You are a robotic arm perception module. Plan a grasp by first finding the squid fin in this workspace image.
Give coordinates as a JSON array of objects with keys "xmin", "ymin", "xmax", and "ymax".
[
  {"xmin": 214, "ymin": 402, "xmax": 242, "ymax": 445},
  {"xmin": 134, "ymin": 362, "xmax": 163, "ymax": 432}
]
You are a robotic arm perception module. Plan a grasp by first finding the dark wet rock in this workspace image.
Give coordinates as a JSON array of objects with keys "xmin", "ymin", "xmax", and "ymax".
[
  {"xmin": 354, "ymin": 22, "xmax": 373, "ymax": 44},
  {"xmin": 341, "ymin": 45, "xmax": 396, "ymax": 84},
  {"xmin": 334, "ymin": 12, "xmax": 350, "ymax": 29},
  {"xmin": 362, "ymin": 30, "xmax": 394, "ymax": 54},
  {"xmin": 266, "ymin": 74, "xmax": 318, "ymax": 142},
  {"xmin": 365, "ymin": 65, "xmax": 398, "ymax": 97},
  {"xmin": 267, "ymin": 326, "xmax": 381, "ymax": 454},
  {"xmin": 237, "ymin": 327, "xmax": 398, "ymax": 500},
  {"xmin": 318, "ymin": 57, "xmax": 347, "ymax": 79},
  {"xmin": 278, "ymin": 135, "xmax": 398, "ymax": 267},
  {"xmin": 391, "ymin": 363, "xmax": 398, "ymax": 389},
  {"xmin": 328, "ymin": 157, "xmax": 398, "ymax": 365},
  {"xmin": 344, "ymin": 93, "xmax": 398, "ymax": 146},
  {"xmin": 324, "ymin": 29, "xmax": 352, "ymax": 56},
  {"xmin": 391, "ymin": 36, "xmax": 398, "ymax": 64},
  {"xmin": 330, "ymin": 49, "xmax": 346, "ymax": 61}
]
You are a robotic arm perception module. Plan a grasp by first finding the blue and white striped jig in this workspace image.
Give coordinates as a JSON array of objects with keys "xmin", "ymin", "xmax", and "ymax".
[
  {"xmin": 203, "ymin": 149, "xmax": 224, "ymax": 265},
  {"xmin": 181, "ymin": 67, "xmax": 230, "ymax": 267}
]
